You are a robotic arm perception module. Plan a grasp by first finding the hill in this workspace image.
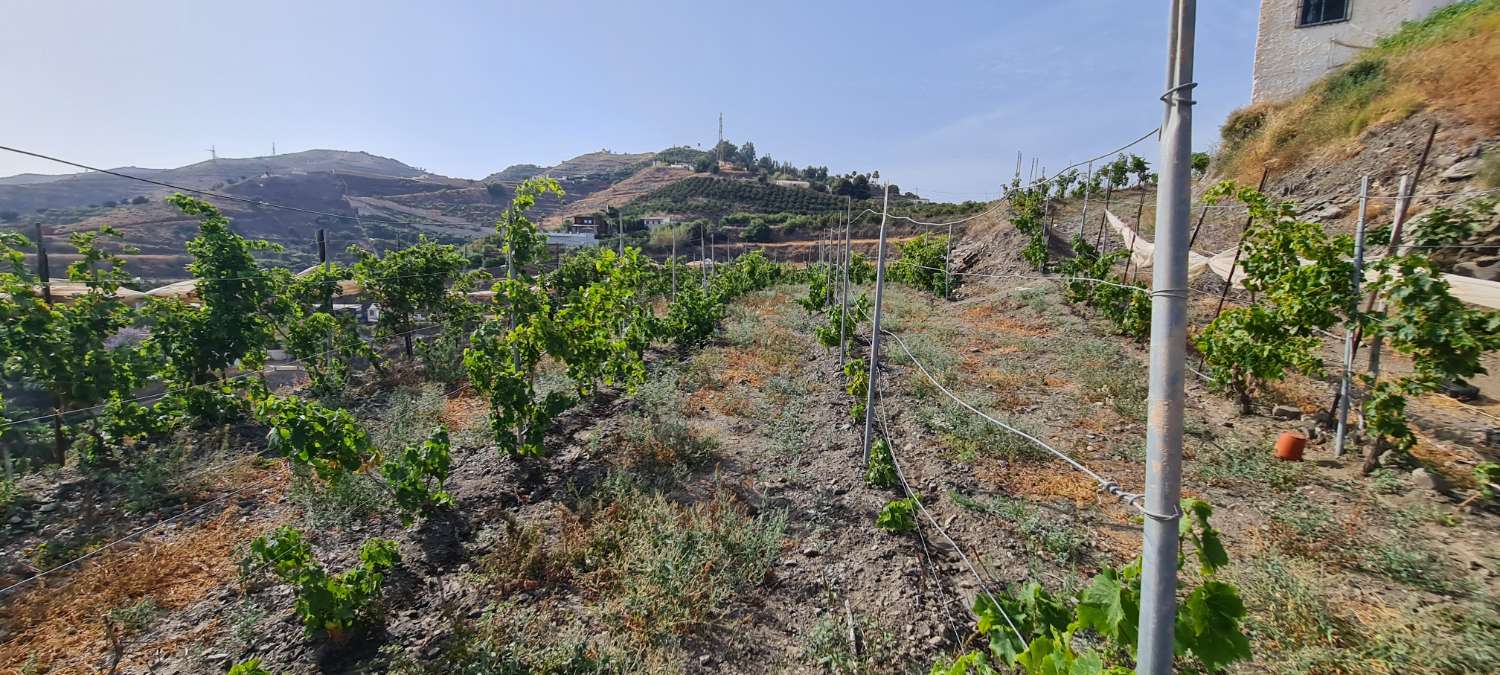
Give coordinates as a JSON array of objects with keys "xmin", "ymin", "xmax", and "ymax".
[{"xmin": 0, "ymin": 149, "xmax": 427, "ymax": 215}]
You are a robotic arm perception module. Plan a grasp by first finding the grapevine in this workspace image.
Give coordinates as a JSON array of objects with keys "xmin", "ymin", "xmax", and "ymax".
[{"xmin": 244, "ymin": 526, "xmax": 400, "ymax": 642}]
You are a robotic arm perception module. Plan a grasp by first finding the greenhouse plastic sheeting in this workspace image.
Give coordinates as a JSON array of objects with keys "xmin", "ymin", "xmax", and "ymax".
[{"xmin": 1101, "ymin": 209, "xmax": 1500, "ymax": 309}]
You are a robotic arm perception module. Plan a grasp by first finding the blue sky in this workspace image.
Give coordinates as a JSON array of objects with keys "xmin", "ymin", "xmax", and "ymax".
[{"xmin": 0, "ymin": 0, "xmax": 1259, "ymax": 200}]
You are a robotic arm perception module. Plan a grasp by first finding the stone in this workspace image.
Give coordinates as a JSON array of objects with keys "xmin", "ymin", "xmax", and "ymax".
[
  {"xmin": 1309, "ymin": 204, "xmax": 1343, "ymax": 220},
  {"xmin": 1410, "ymin": 467, "xmax": 1442, "ymax": 493},
  {"xmin": 1441, "ymin": 158, "xmax": 1483, "ymax": 180},
  {"xmin": 37, "ymin": 503, "xmax": 57, "ymax": 514},
  {"xmin": 1271, "ymin": 404, "xmax": 1302, "ymax": 421},
  {"xmin": 1457, "ymin": 257, "xmax": 1500, "ymax": 283}
]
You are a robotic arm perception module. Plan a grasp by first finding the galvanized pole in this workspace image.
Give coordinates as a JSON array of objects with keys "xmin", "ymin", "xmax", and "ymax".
[
  {"xmin": 1137, "ymin": 0, "xmax": 1194, "ymax": 672},
  {"xmin": 943, "ymin": 221, "xmax": 954, "ymax": 300},
  {"xmin": 861, "ymin": 185, "xmax": 892, "ymax": 464},
  {"xmin": 1077, "ymin": 160, "xmax": 1094, "ymax": 239},
  {"xmin": 1335, "ymin": 177, "xmax": 1370, "ymax": 457},
  {"xmin": 671, "ymin": 224, "xmax": 678, "ymax": 301},
  {"xmin": 838, "ymin": 197, "xmax": 853, "ymax": 368}
]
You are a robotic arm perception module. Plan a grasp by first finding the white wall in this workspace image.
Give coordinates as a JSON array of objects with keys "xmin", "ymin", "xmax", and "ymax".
[{"xmin": 1251, "ymin": 0, "xmax": 1457, "ymax": 103}]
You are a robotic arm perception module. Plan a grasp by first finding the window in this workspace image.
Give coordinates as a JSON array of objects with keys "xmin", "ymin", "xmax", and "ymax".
[{"xmin": 1298, "ymin": 0, "xmax": 1349, "ymax": 26}]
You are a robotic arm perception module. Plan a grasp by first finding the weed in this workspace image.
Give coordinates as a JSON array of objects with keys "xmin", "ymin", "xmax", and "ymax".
[
  {"xmin": 1362, "ymin": 540, "xmax": 1472, "ymax": 596},
  {"xmin": 1065, "ymin": 339, "xmax": 1147, "ymax": 419},
  {"xmin": 387, "ymin": 602, "xmax": 631, "ymax": 674},
  {"xmin": 1266, "ymin": 494, "xmax": 1337, "ymax": 557},
  {"xmin": 951, "ymin": 491, "xmax": 1090, "ymax": 565},
  {"xmin": 288, "ymin": 472, "xmax": 388, "ymax": 531},
  {"xmin": 370, "ymin": 383, "xmax": 447, "ymax": 452},
  {"xmin": 1369, "ymin": 468, "xmax": 1409, "ymax": 495},
  {"xmin": 919, "ymin": 398, "xmax": 1042, "ymax": 462},
  {"xmin": 29, "ymin": 535, "xmax": 102, "ymax": 569},
  {"xmin": 477, "ymin": 514, "xmax": 563, "ymax": 594},
  {"xmin": 1231, "ymin": 551, "xmax": 1500, "ymax": 673},
  {"xmin": 230, "ymin": 604, "xmax": 269, "ymax": 650},
  {"xmin": 109, "ymin": 447, "xmax": 188, "ymax": 514},
  {"xmin": 1193, "ymin": 437, "xmax": 1305, "ymax": 490},
  {"xmin": 106, "ymin": 598, "xmax": 160, "ymax": 634},
  {"xmin": 801, "ymin": 612, "xmax": 907, "ymax": 674},
  {"xmin": 576, "ymin": 487, "xmax": 785, "ymax": 646},
  {"xmin": 616, "ymin": 413, "xmax": 718, "ymax": 479}
]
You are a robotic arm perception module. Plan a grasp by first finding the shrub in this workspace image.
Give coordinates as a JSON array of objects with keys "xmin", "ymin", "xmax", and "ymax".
[{"xmin": 743, "ymin": 218, "xmax": 772, "ymax": 242}]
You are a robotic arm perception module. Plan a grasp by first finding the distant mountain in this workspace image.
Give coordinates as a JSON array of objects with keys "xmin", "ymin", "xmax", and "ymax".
[
  {"xmin": 0, "ymin": 149, "xmax": 426, "ymax": 214},
  {"xmin": 483, "ymin": 151, "xmax": 656, "ymax": 184},
  {"xmin": 485, "ymin": 164, "xmax": 547, "ymax": 183}
]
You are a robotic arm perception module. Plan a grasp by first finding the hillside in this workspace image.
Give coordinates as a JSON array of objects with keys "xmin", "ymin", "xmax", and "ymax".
[
  {"xmin": 624, "ymin": 175, "xmax": 848, "ymax": 218},
  {"xmin": 0, "ymin": 149, "xmax": 427, "ymax": 215},
  {"xmin": 1216, "ymin": 1, "xmax": 1500, "ymax": 187},
  {"xmin": 544, "ymin": 165, "xmax": 695, "ymax": 226}
]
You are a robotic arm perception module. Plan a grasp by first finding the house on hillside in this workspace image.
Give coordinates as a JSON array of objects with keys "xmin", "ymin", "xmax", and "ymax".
[
  {"xmin": 642, "ymin": 215, "xmax": 674, "ymax": 229},
  {"xmin": 1252, "ymin": 0, "xmax": 1457, "ymax": 102},
  {"xmin": 567, "ymin": 215, "xmax": 600, "ymax": 236},
  {"xmin": 773, "ymin": 179, "xmax": 811, "ymax": 189}
]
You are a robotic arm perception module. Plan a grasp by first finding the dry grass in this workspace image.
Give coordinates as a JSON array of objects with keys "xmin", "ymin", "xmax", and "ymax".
[
  {"xmin": 0, "ymin": 485, "xmax": 285, "ymax": 672},
  {"xmin": 1218, "ymin": 2, "xmax": 1500, "ymax": 180},
  {"xmin": 974, "ymin": 460, "xmax": 1099, "ymax": 507},
  {"xmin": 440, "ymin": 391, "xmax": 486, "ymax": 431}
]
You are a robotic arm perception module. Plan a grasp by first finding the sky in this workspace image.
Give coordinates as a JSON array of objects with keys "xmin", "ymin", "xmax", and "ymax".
[{"xmin": 0, "ymin": 0, "xmax": 1260, "ymax": 201}]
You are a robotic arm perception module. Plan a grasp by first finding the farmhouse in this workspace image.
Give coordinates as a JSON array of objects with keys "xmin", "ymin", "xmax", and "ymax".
[
  {"xmin": 1252, "ymin": 0, "xmax": 1458, "ymax": 102},
  {"xmin": 641, "ymin": 214, "xmax": 674, "ymax": 229}
]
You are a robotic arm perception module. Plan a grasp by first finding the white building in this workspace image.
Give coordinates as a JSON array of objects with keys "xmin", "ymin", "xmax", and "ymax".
[
  {"xmin": 1252, "ymin": 0, "xmax": 1457, "ymax": 103},
  {"xmin": 642, "ymin": 215, "xmax": 674, "ymax": 229}
]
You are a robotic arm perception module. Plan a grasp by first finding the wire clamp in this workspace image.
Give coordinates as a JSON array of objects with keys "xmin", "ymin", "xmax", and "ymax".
[
  {"xmin": 1160, "ymin": 81, "xmax": 1198, "ymax": 105},
  {"xmin": 1150, "ymin": 287, "xmax": 1190, "ymax": 300}
]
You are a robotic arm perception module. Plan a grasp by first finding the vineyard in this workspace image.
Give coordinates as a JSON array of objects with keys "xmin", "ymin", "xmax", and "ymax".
[{"xmin": 625, "ymin": 176, "xmax": 849, "ymax": 218}]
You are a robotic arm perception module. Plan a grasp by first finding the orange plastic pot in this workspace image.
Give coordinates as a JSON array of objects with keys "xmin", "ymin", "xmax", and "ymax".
[{"xmin": 1274, "ymin": 431, "xmax": 1306, "ymax": 461}]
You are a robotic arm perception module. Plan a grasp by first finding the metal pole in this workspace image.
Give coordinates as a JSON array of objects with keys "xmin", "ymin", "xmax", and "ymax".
[
  {"xmin": 944, "ymin": 222, "xmax": 954, "ymax": 300},
  {"xmin": 1137, "ymin": 1, "xmax": 1194, "ymax": 672},
  {"xmin": 861, "ymin": 185, "xmax": 892, "ymax": 464},
  {"xmin": 700, "ymin": 224, "xmax": 707, "ymax": 288},
  {"xmin": 1078, "ymin": 160, "xmax": 1094, "ymax": 239},
  {"xmin": 838, "ymin": 198, "xmax": 853, "ymax": 368},
  {"xmin": 671, "ymin": 224, "xmax": 678, "ymax": 301},
  {"xmin": 1335, "ymin": 176, "xmax": 1370, "ymax": 457},
  {"xmin": 34, "ymin": 223, "xmax": 67, "ymax": 465}
]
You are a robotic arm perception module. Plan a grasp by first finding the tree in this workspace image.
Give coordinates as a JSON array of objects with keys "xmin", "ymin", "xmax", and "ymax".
[
  {"xmin": 349, "ymin": 236, "xmax": 467, "ymax": 358},
  {"xmin": 737, "ymin": 141, "xmax": 757, "ymax": 170},
  {"xmin": 742, "ymin": 218, "xmax": 772, "ymax": 242},
  {"xmin": 1191, "ymin": 152, "xmax": 1211, "ymax": 178},
  {"xmin": 713, "ymin": 140, "xmax": 738, "ymax": 165}
]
